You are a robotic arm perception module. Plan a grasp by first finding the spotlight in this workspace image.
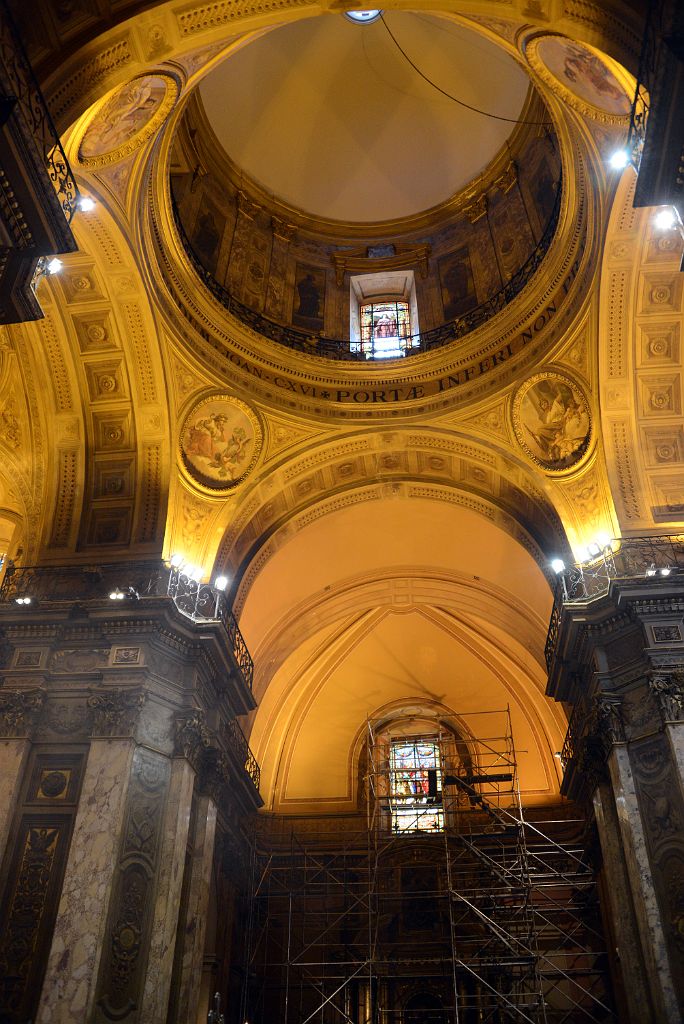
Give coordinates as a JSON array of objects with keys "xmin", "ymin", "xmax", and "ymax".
[
  {"xmin": 214, "ymin": 575, "xmax": 228, "ymax": 591},
  {"xmin": 587, "ymin": 542, "xmax": 601, "ymax": 557},
  {"xmin": 646, "ymin": 564, "xmax": 657, "ymax": 577},
  {"xmin": 169, "ymin": 553, "xmax": 184, "ymax": 568},
  {"xmin": 109, "ymin": 588, "xmax": 125, "ymax": 600},
  {"xmin": 14, "ymin": 596, "xmax": 31, "ymax": 605},
  {"xmin": 46, "ymin": 257, "xmax": 63, "ymax": 274},
  {"xmin": 550, "ymin": 559, "xmax": 565, "ymax": 574},
  {"xmin": 596, "ymin": 532, "xmax": 612, "ymax": 549},
  {"xmin": 554, "ymin": 751, "xmax": 562, "ymax": 760},
  {"xmin": 78, "ymin": 196, "xmax": 96, "ymax": 212},
  {"xmin": 660, "ymin": 567, "xmax": 672, "ymax": 576},
  {"xmin": 654, "ymin": 207, "xmax": 677, "ymax": 231},
  {"xmin": 609, "ymin": 149, "xmax": 629, "ymax": 170},
  {"xmin": 185, "ymin": 564, "xmax": 203, "ymax": 582}
]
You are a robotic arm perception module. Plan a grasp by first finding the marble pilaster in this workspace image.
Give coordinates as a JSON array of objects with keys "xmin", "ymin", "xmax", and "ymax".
[
  {"xmin": 36, "ymin": 738, "xmax": 135, "ymax": 1024},
  {"xmin": 0, "ymin": 738, "xmax": 29, "ymax": 858},
  {"xmin": 139, "ymin": 757, "xmax": 195, "ymax": 1023},
  {"xmin": 174, "ymin": 794, "xmax": 218, "ymax": 1024},
  {"xmin": 607, "ymin": 744, "xmax": 682, "ymax": 1023},
  {"xmin": 592, "ymin": 779, "xmax": 656, "ymax": 1023}
]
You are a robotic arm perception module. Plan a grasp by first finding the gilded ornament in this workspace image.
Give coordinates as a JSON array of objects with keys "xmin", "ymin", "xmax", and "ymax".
[
  {"xmin": 180, "ymin": 394, "xmax": 262, "ymax": 491},
  {"xmin": 512, "ymin": 371, "xmax": 592, "ymax": 473}
]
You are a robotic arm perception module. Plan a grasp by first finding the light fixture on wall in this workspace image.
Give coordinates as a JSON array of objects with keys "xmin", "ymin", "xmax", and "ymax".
[
  {"xmin": 550, "ymin": 559, "xmax": 565, "ymax": 574},
  {"xmin": 608, "ymin": 149, "xmax": 630, "ymax": 170}
]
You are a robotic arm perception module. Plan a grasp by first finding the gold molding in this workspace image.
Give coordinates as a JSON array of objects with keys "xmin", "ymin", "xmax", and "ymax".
[{"xmin": 330, "ymin": 244, "xmax": 431, "ymax": 287}]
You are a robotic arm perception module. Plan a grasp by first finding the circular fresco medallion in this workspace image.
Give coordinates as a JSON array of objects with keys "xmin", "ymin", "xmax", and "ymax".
[
  {"xmin": 526, "ymin": 35, "xmax": 631, "ymax": 122},
  {"xmin": 180, "ymin": 394, "xmax": 262, "ymax": 491},
  {"xmin": 79, "ymin": 73, "xmax": 178, "ymax": 167},
  {"xmin": 513, "ymin": 372, "xmax": 592, "ymax": 473}
]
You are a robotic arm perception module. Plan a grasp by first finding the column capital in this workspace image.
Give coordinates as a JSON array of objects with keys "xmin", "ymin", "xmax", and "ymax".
[
  {"xmin": 648, "ymin": 666, "xmax": 684, "ymax": 723},
  {"xmin": 87, "ymin": 687, "xmax": 146, "ymax": 737},
  {"xmin": 173, "ymin": 709, "xmax": 210, "ymax": 773},
  {"xmin": 0, "ymin": 687, "xmax": 46, "ymax": 737}
]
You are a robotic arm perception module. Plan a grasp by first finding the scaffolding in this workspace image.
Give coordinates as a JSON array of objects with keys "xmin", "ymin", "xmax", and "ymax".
[{"xmin": 241, "ymin": 710, "xmax": 615, "ymax": 1024}]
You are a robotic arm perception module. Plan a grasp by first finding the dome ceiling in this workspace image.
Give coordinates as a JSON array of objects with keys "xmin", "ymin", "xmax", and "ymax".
[{"xmin": 199, "ymin": 13, "xmax": 531, "ymax": 223}]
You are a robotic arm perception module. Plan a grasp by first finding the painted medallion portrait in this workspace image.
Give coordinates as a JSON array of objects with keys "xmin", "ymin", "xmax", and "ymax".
[
  {"xmin": 180, "ymin": 395, "xmax": 262, "ymax": 490},
  {"xmin": 528, "ymin": 36, "xmax": 630, "ymax": 120},
  {"xmin": 79, "ymin": 74, "xmax": 178, "ymax": 166},
  {"xmin": 513, "ymin": 373, "xmax": 591, "ymax": 472}
]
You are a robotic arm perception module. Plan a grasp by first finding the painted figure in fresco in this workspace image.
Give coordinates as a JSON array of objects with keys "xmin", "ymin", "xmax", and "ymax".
[
  {"xmin": 194, "ymin": 207, "xmax": 221, "ymax": 273},
  {"xmin": 185, "ymin": 413, "xmax": 230, "ymax": 460},
  {"xmin": 440, "ymin": 248, "xmax": 477, "ymax": 322},
  {"xmin": 296, "ymin": 273, "xmax": 320, "ymax": 320},
  {"xmin": 185, "ymin": 413, "xmax": 251, "ymax": 481},
  {"xmin": 83, "ymin": 78, "xmax": 160, "ymax": 155},
  {"xmin": 523, "ymin": 381, "xmax": 589, "ymax": 465},
  {"xmin": 562, "ymin": 43, "xmax": 624, "ymax": 102}
]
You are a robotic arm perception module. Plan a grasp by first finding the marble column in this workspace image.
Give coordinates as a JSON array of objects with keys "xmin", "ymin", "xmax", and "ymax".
[
  {"xmin": 139, "ymin": 757, "xmax": 195, "ymax": 1022},
  {"xmin": 607, "ymin": 744, "xmax": 682, "ymax": 1023},
  {"xmin": 36, "ymin": 737, "xmax": 135, "ymax": 1024},
  {"xmin": 0, "ymin": 688, "xmax": 44, "ymax": 856},
  {"xmin": 174, "ymin": 793, "xmax": 218, "ymax": 1024},
  {"xmin": 592, "ymin": 779, "xmax": 656, "ymax": 1023},
  {"xmin": 0, "ymin": 738, "xmax": 29, "ymax": 856}
]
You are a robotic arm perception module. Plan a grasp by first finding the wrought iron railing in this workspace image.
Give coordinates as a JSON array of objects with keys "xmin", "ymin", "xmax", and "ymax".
[
  {"xmin": 0, "ymin": 0, "xmax": 78, "ymax": 223},
  {"xmin": 171, "ymin": 177, "xmax": 561, "ymax": 363},
  {"xmin": 626, "ymin": 0, "xmax": 658, "ymax": 171},
  {"xmin": 0, "ymin": 560, "xmax": 254, "ymax": 692},
  {"xmin": 545, "ymin": 534, "xmax": 684, "ymax": 671},
  {"xmin": 223, "ymin": 716, "xmax": 261, "ymax": 792}
]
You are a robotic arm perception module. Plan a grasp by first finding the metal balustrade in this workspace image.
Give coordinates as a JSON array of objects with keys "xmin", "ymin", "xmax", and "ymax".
[
  {"xmin": 545, "ymin": 534, "xmax": 684, "ymax": 672},
  {"xmin": 171, "ymin": 178, "xmax": 562, "ymax": 363},
  {"xmin": 0, "ymin": 559, "xmax": 254, "ymax": 693}
]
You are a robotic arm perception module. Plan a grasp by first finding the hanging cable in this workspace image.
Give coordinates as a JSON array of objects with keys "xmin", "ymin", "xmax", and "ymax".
[{"xmin": 379, "ymin": 15, "xmax": 553, "ymax": 128}]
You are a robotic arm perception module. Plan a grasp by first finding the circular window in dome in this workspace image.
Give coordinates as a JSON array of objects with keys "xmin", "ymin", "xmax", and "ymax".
[{"xmin": 344, "ymin": 10, "xmax": 382, "ymax": 23}]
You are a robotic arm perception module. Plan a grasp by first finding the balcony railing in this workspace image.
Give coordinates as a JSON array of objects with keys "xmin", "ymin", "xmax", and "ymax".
[
  {"xmin": 171, "ymin": 178, "xmax": 561, "ymax": 363},
  {"xmin": 545, "ymin": 534, "xmax": 684, "ymax": 671},
  {"xmin": 223, "ymin": 716, "xmax": 261, "ymax": 793},
  {"xmin": 0, "ymin": 0, "xmax": 78, "ymax": 224},
  {"xmin": 0, "ymin": 560, "xmax": 254, "ymax": 693}
]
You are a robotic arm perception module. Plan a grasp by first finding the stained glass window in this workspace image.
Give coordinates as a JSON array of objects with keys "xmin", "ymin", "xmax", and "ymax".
[
  {"xmin": 389, "ymin": 739, "xmax": 443, "ymax": 833},
  {"xmin": 355, "ymin": 301, "xmax": 413, "ymax": 359}
]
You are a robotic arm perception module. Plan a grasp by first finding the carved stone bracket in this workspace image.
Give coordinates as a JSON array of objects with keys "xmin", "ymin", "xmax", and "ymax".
[
  {"xmin": 271, "ymin": 216, "xmax": 296, "ymax": 244},
  {"xmin": 494, "ymin": 161, "xmax": 517, "ymax": 195},
  {"xmin": 87, "ymin": 688, "xmax": 146, "ymax": 737},
  {"xmin": 649, "ymin": 668, "xmax": 684, "ymax": 723},
  {"xmin": 594, "ymin": 692, "xmax": 626, "ymax": 744},
  {"xmin": 462, "ymin": 193, "xmax": 487, "ymax": 223},
  {"xmin": 0, "ymin": 688, "xmax": 46, "ymax": 737},
  {"xmin": 173, "ymin": 709, "xmax": 210, "ymax": 773}
]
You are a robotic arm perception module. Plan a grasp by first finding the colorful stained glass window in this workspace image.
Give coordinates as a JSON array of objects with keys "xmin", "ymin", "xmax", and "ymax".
[
  {"xmin": 389, "ymin": 739, "xmax": 443, "ymax": 833},
  {"xmin": 355, "ymin": 301, "xmax": 413, "ymax": 359}
]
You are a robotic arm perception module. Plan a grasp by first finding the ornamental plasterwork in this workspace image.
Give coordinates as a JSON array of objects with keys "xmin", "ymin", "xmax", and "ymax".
[{"xmin": 525, "ymin": 35, "xmax": 632, "ymax": 125}]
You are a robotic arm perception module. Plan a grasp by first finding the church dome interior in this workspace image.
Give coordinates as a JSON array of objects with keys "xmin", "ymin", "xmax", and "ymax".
[{"xmin": 0, "ymin": 1, "xmax": 683, "ymax": 1022}]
